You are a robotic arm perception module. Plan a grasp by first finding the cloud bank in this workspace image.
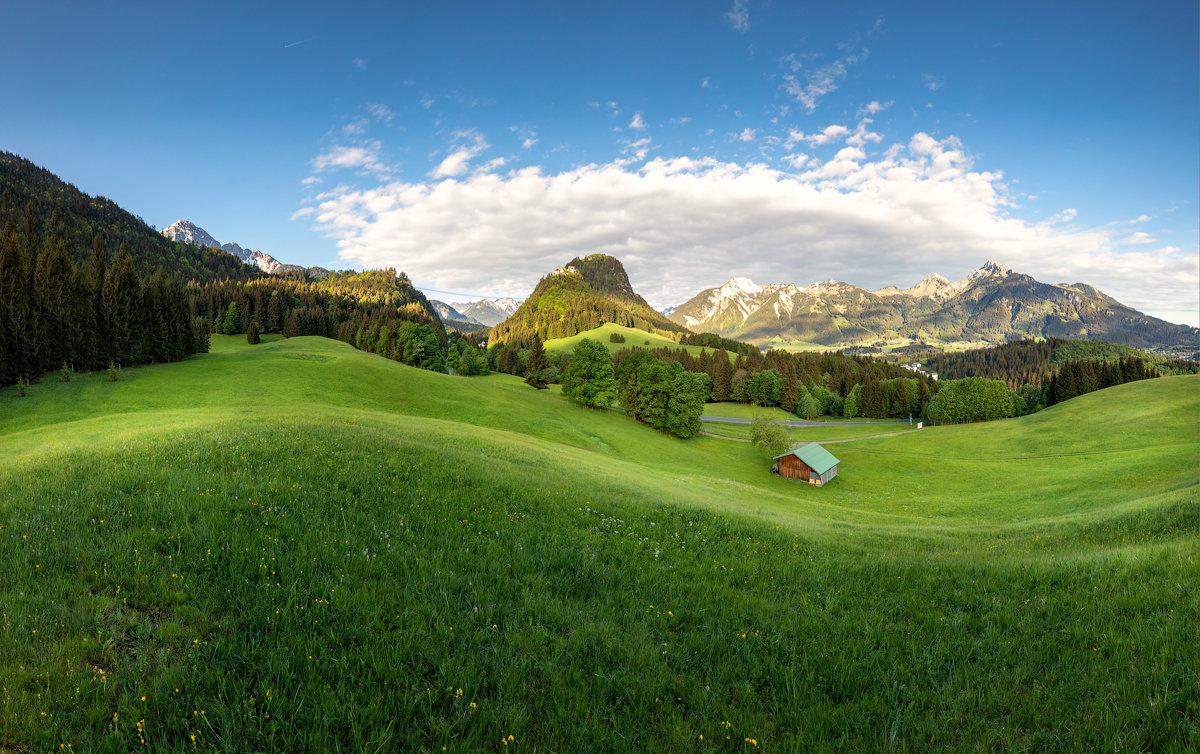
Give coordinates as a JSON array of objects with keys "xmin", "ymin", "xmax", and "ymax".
[{"xmin": 299, "ymin": 132, "xmax": 1197, "ymax": 323}]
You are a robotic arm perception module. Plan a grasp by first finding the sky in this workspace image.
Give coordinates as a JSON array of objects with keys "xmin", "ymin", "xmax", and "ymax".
[{"xmin": 2, "ymin": 1, "xmax": 1197, "ymax": 325}]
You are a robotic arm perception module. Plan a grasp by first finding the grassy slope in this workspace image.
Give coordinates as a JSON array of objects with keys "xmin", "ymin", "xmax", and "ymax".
[
  {"xmin": 1, "ymin": 336, "xmax": 1196, "ymax": 751},
  {"xmin": 544, "ymin": 323, "xmax": 716, "ymax": 358}
]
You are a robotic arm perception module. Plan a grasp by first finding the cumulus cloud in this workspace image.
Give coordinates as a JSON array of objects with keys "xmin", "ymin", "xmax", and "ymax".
[
  {"xmin": 297, "ymin": 131, "xmax": 1198, "ymax": 321},
  {"xmin": 629, "ymin": 112, "xmax": 647, "ymax": 130},
  {"xmin": 734, "ymin": 128, "xmax": 756, "ymax": 142},
  {"xmin": 923, "ymin": 73, "xmax": 945, "ymax": 92},
  {"xmin": 727, "ymin": 0, "xmax": 750, "ymax": 33}
]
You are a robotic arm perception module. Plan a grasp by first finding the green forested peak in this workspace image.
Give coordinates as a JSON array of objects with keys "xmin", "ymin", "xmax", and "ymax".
[{"xmin": 562, "ymin": 253, "xmax": 642, "ymax": 303}]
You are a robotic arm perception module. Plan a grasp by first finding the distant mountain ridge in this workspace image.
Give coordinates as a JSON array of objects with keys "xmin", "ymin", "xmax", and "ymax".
[
  {"xmin": 668, "ymin": 260, "xmax": 1197, "ymax": 351},
  {"xmin": 491, "ymin": 254, "xmax": 687, "ymax": 344},
  {"xmin": 450, "ymin": 298, "xmax": 523, "ymax": 327},
  {"xmin": 162, "ymin": 219, "xmax": 302, "ymax": 275}
]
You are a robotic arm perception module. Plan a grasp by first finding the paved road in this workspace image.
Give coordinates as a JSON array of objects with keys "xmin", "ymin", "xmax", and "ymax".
[{"xmin": 700, "ymin": 416, "xmax": 911, "ymax": 428}]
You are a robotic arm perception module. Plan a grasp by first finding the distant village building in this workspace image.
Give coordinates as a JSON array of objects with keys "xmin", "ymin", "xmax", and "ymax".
[{"xmin": 773, "ymin": 444, "xmax": 840, "ymax": 486}]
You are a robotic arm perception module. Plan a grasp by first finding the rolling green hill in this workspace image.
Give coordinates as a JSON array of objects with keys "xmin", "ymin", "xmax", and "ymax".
[
  {"xmin": 544, "ymin": 323, "xmax": 709, "ymax": 358},
  {"xmin": 1, "ymin": 337, "xmax": 1195, "ymax": 750}
]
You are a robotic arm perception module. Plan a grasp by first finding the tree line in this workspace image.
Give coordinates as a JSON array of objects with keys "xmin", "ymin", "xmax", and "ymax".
[{"xmin": 1, "ymin": 207, "xmax": 207, "ymax": 387}]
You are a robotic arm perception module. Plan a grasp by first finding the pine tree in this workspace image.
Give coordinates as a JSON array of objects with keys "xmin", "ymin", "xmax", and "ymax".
[
  {"xmin": 524, "ymin": 335, "xmax": 551, "ymax": 388},
  {"xmin": 222, "ymin": 301, "xmax": 242, "ymax": 335},
  {"xmin": 102, "ymin": 244, "xmax": 141, "ymax": 365},
  {"xmin": 34, "ymin": 229, "xmax": 75, "ymax": 374},
  {"xmin": 247, "ymin": 320, "xmax": 261, "ymax": 344}
]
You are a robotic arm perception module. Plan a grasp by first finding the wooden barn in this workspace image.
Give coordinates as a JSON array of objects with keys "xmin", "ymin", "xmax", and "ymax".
[{"xmin": 773, "ymin": 443, "xmax": 840, "ymax": 486}]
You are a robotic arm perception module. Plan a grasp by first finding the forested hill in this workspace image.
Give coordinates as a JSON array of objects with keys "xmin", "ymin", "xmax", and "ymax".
[
  {"xmin": 191, "ymin": 268, "xmax": 446, "ymax": 344},
  {"xmin": 925, "ymin": 338, "xmax": 1198, "ymax": 389},
  {"xmin": 490, "ymin": 254, "xmax": 688, "ymax": 344},
  {"xmin": 0, "ymin": 151, "xmax": 254, "ymax": 281}
]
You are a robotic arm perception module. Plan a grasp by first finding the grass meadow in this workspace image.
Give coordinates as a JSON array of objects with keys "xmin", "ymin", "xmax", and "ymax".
[
  {"xmin": 544, "ymin": 323, "xmax": 718, "ymax": 359},
  {"xmin": 0, "ymin": 336, "xmax": 1195, "ymax": 751}
]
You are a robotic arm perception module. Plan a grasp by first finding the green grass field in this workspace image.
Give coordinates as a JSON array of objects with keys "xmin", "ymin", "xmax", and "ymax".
[
  {"xmin": 1, "ymin": 335, "xmax": 1196, "ymax": 751},
  {"xmin": 544, "ymin": 323, "xmax": 718, "ymax": 359},
  {"xmin": 700, "ymin": 420, "xmax": 917, "ymax": 443}
]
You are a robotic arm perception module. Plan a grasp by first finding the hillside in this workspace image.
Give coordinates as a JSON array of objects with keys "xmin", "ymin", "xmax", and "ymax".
[
  {"xmin": 0, "ymin": 336, "xmax": 1194, "ymax": 749},
  {"xmin": 0, "ymin": 152, "xmax": 255, "ymax": 281},
  {"xmin": 669, "ymin": 260, "xmax": 1198, "ymax": 351},
  {"xmin": 490, "ymin": 254, "xmax": 688, "ymax": 344}
]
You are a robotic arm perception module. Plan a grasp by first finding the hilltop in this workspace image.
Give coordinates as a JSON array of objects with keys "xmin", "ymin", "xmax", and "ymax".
[
  {"xmin": 490, "ymin": 253, "xmax": 688, "ymax": 344},
  {"xmin": 669, "ymin": 260, "xmax": 1198, "ymax": 351}
]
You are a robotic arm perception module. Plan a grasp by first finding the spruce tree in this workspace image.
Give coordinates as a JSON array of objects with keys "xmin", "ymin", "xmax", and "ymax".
[
  {"xmin": 524, "ymin": 336, "xmax": 551, "ymax": 388},
  {"xmin": 102, "ymin": 244, "xmax": 141, "ymax": 365},
  {"xmin": 247, "ymin": 320, "xmax": 261, "ymax": 344}
]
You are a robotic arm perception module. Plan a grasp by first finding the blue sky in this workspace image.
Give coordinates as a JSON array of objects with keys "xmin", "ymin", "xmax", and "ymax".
[{"xmin": 2, "ymin": 1, "xmax": 1197, "ymax": 324}]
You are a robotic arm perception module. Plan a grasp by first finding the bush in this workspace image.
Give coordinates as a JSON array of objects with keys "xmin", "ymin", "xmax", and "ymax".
[{"xmin": 609, "ymin": 332, "xmax": 626, "ymax": 343}]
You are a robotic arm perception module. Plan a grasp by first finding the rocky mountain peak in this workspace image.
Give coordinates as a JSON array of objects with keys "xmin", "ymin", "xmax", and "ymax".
[
  {"xmin": 162, "ymin": 219, "xmax": 294, "ymax": 275},
  {"xmin": 718, "ymin": 277, "xmax": 761, "ymax": 296},
  {"xmin": 162, "ymin": 219, "xmax": 220, "ymax": 249}
]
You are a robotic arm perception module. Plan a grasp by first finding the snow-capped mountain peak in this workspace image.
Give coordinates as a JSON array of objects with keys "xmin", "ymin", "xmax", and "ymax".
[
  {"xmin": 162, "ymin": 220, "xmax": 220, "ymax": 249},
  {"xmin": 162, "ymin": 219, "xmax": 293, "ymax": 274},
  {"xmin": 718, "ymin": 277, "xmax": 761, "ymax": 297}
]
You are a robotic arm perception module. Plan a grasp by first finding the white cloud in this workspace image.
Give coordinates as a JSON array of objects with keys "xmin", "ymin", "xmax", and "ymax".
[
  {"xmin": 783, "ymin": 60, "xmax": 848, "ymax": 113},
  {"xmin": 923, "ymin": 73, "xmax": 945, "ymax": 92},
  {"xmin": 510, "ymin": 126, "xmax": 539, "ymax": 149},
  {"xmin": 784, "ymin": 123, "xmax": 869, "ymax": 149},
  {"xmin": 623, "ymin": 137, "xmax": 653, "ymax": 160},
  {"xmin": 727, "ymin": 0, "xmax": 750, "ymax": 33},
  {"xmin": 353, "ymin": 58, "xmax": 366, "ymax": 69},
  {"xmin": 297, "ymin": 131, "xmax": 1199, "ymax": 322},
  {"xmin": 342, "ymin": 118, "xmax": 369, "ymax": 137},
  {"xmin": 312, "ymin": 142, "xmax": 389, "ymax": 174},
  {"xmin": 701, "ymin": 78, "xmax": 711, "ymax": 88},
  {"xmin": 367, "ymin": 103, "xmax": 395, "ymax": 123},
  {"xmin": 301, "ymin": 176, "xmax": 322, "ymax": 187},
  {"xmin": 629, "ymin": 112, "xmax": 647, "ymax": 130},
  {"xmin": 783, "ymin": 153, "xmax": 809, "ymax": 170},
  {"xmin": 858, "ymin": 100, "xmax": 892, "ymax": 116},
  {"xmin": 1044, "ymin": 208, "xmax": 1078, "ymax": 225},
  {"xmin": 1116, "ymin": 231, "xmax": 1155, "ymax": 245},
  {"xmin": 734, "ymin": 128, "xmax": 756, "ymax": 142},
  {"xmin": 846, "ymin": 118, "xmax": 883, "ymax": 147},
  {"xmin": 671, "ymin": 116, "xmax": 692, "ymax": 125},
  {"xmin": 430, "ymin": 130, "xmax": 490, "ymax": 179}
]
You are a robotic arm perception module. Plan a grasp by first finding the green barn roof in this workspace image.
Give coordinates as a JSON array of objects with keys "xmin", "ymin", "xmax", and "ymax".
[{"xmin": 774, "ymin": 443, "xmax": 840, "ymax": 474}]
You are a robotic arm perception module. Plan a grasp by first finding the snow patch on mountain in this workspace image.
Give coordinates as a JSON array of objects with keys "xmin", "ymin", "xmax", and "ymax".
[{"xmin": 162, "ymin": 219, "xmax": 292, "ymax": 274}]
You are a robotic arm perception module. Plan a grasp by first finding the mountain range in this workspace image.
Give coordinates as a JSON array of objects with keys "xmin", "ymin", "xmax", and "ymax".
[
  {"xmin": 667, "ymin": 261, "xmax": 1197, "ymax": 351},
  {"xmin": 161, "ymin": 219, "xmax": 305, "ymax": 276},
  {"xmin": 450, "ymin": 298, "xmax": 523, "ymax": 327}
]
